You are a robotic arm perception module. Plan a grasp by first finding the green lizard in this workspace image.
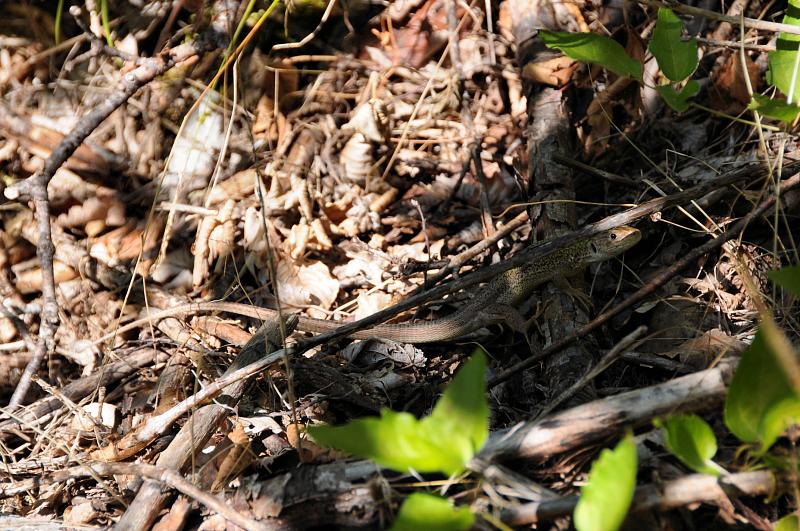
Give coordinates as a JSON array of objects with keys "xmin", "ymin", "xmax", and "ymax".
[{"xmin": 94, "ymin": 226, "xmax": 640, "ymax": 344}]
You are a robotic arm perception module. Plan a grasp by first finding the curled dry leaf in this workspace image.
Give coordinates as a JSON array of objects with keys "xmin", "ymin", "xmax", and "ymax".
[
  {"xmin": 207, "ymin": 168, "xmax": 257, "ymax": 205},
  {"xmin": 342, "ymin": 99, "xmax": 390, "ymax": 143},
  {"xmin": 676, "ymin": 329, "xmax": 747, "ymax": 369},
  {"xmin": 56, "ymin": 194, "xmax": 126, "ymax": 236},
  {"xmin": 89, "ymin": 218, "xmax": 164, "ymax": 268},
  {"xmin": 242, "ymin": 206, "xmax": 283, "ymax": 271},
  {"xmin": 253, "ymin": 94, "xmax": 285, "ymax": 146},
  {"xmin": 340, "ymin": 99, "xmax": 390, "ymax": 185},
  {"xmin": 333, "ymin": 248, "xmax": 387, "ymax": 287},
  {"xmin": 150, "ymin": 248, "xmax": 194, "ymax": 291},
  {"xmin": 341, "ymin": 338, "xmax": 426, "ymax": 368},
  {"xmin": 369, "ymin": 187, "xmax": 398, "ymax": 213},
  {"xmin": 0, "ymin": 316, "xmax": 16, "ymax": 343},
  {"xmin": 352, "ymin": 291, "xmax": 393, "ymax": 321},
  {"xmin": 285, "ymin": 222, "xmax": 311, "ymax": 260},
  {"xmin": 192, "ymin": 199, "xmax": 237, "ymax": 288},
  {"xmin": 211, "ymin": 422, "xmax": 253, "ymax": 492},
  {"xmin": 239, "ymin": 415, "xmax": 283, "ymax": 437},
  {"xmin": 310, "ymin": 218, "xmax": 333, "ymax": 250},
  {"xmin": 340, "ymin": 132, "xmax": 374, "ymax": 184},
  {"xmin": 64, "ymin": 502, "xmax": 101, "ymax": 526},
  {"xmin": 275, "ymin": 260, "xmax": 339, "ymax": 317},
  {"xmin": 63, "ymin": 339, "xmax": 101, "ymax": 372},
  {"xmin": 15, "ymin": 260, "xmax": 77, "ymax": 294}
]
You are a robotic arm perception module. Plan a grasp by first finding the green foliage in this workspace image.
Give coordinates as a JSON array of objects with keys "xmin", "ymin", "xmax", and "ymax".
[
  {"xmin": 774, "ymin": 514, "xmax": 800, "ymax": 531},
  {"xmin": 656, "ymin": 415, "xmax": 720, "ymax": 475},
  {"xmin": 769, "ymin": 265, "xmax": 800, "ymax": 297},
  {"xmin": 656, "ymin": 81, "xmax": 700, "ymax": 112},
  {"xmin": 540, "ymin": 31, "xmax": 643, "ymax": 80},
  {"xmin": 573, "ymin": 435, "xmax": 638, "ymax": 531},
  {"xmin": 724, "ymin": 329, "xmax": 800, "ymax": 450},
  {"xmin": 308, "ymin": 351, "xmax": 488, "ymax": 476},
  {"xmin": 767, "ymin": 0, "xmax": 800, "ymax": 99},
  {"xmin": 748, "ymin": 94, "xmax": 800, "ymax": 123},
  {"xmin": 54, "ymin": 0, "xmax": 65, "ymax": 45},
  {"xmin": 649, "ymin": 8, "xmax": 699, "ymax": 81},
  {"xmin": 390, "ymin": 493, "xmax": 474, "ymax": 531},
  {"xmin": 100, "ymin": 0, "xmax": 113, "ymax": 47}
]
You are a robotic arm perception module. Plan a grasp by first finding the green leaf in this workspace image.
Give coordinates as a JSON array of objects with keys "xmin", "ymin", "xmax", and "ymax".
[
  {"xmin": 540, "ymin": 31, "xmax": 643, "ymax": 80},
  {"xmin": 656, "ymin": 415, "xmax": 720, "ymax": 475},
  {"xmin": 574, "ymin": 435, "xmax": 638, "ymax": 531},
  {"xmin": 759, "ymin": 398, "xmax": 800, "ymax": 452},
  {"xmin": 769, "ymin": 265, "xmax": 800, "ymax": 297},
  {"xmin": 308, "ymin": 352, "xmax": 489, "ymax": 476},
  {"xmin": 648, "ymin": 8, "xmax": 699, "ymax": 81},
  {"xmin": 429, "ymin": 348, "xmax": 489, "ymax": 454},
  {"xmin": 655, "ymin": 80, "xmax": 700, "ymax": 112},
  {"xmin": 390, "ymin": 493, "xmax": 474, "ymax": 531},
  {"xmin": 725, "ymin": 329, "xmax": 799, "ymax": 447},
  {"xmin": 767, "ymin": 0, "xmax": 800, "ymax": 98},
  {"xmin": 775, "ymin": 514, "xmax": 800, "ymax": 531},
  {"xmin": 748, "ymin": 94, "xmax": 800, "ymax": 123}
]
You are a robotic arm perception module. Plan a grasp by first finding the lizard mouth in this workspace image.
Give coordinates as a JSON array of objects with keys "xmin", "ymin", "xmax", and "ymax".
[{"xmin": 613, "ymin": 226, "xmax": 642, "ymax": 246}]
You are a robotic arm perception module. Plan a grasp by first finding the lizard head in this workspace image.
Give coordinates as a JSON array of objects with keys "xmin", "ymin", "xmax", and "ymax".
[{"xmin": 585, "ymin": 225, "xmax": 641, "ymax": 262}]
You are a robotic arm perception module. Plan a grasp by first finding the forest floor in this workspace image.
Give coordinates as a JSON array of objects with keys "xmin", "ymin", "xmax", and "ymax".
[{"xmin": 0, "ymin": 0, "xmax": 799, "ymax": 529}]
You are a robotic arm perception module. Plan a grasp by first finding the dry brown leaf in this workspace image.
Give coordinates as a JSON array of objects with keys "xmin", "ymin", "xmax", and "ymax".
[
  {"xmin": 151, "ymin": 497, "xmax": 192, "ymax": 531},
  {"xmin": 211, "ymin": 422, "xmax": 253, "ymax": 492},
  {"xmin": 64, "ymin": 501, "xmax": 101, "ymax": 525},
  {"xmin": 275, "ymin": 260, "xmax": 339, "ymax": 317},
  {"xmin": 56, "ymin": 195, "xmax": 126, "ymax": 236},
  {"xmin": 0, "ymin": 316, "xmax": 16, "ymax": 343},
  {"xmin": 340, "ymin": 133, "xmax": 375, "ymax": 184},
  {"xmin": 285, "ymin": 222, "xmax": 311, "ymax": 260},
  {"xmin": 15, "ymin": 260, "xmax": 77, "ymax": 294},
  {"xmin": 353, "ymin": 291, "xmax": 394, "ymax": 321},
  {"xmin": 207, "ymin": 168, "xmax": 257, "ymax": 204},
  {"xmin": 711, "ymin": 52, "xmax": 761, "ymax": 110},
  {"xmin": 192, "ymin": 199, "xmax": 236, "ymax": 288},
  {"xmin": 676, "ymin": 329, "xmax": 747, "ymax": 369}
]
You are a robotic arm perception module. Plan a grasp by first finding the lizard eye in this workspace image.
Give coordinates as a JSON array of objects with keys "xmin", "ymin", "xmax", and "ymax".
[{"xmin": 609, "ymin": 232, "xmax": 618, "ymax": 240}]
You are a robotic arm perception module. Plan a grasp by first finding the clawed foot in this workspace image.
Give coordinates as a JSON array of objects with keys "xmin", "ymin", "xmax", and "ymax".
[{"xmin": 554, "ymin": 275, "xmax": 594, "ymax": 313}]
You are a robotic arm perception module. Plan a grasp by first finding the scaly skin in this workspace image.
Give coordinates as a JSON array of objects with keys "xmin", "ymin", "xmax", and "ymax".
[{"xmin": 95, "ymin": 226, "xmax": 640, "ymax": 344}]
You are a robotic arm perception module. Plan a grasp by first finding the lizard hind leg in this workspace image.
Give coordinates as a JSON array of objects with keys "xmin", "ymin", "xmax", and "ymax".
[
  {"xmin": 481, "ymin": 303, "xmax": 531, "ymax": 336},
  {"xmin": 553, "ymin": 274, "xmax": 594, "ymax": 313}
]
